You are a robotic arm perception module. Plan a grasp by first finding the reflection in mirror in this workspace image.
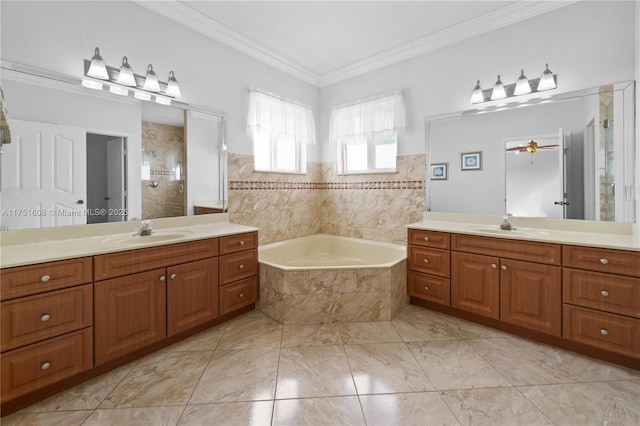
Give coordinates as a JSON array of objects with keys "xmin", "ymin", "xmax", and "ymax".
[
  {"xmin": 426, "ymin": 81, "xmax": 636, "ymax": 223},
  {"xmin": 0, "ymin": 63, "xmax": 227, "ymax": 231}
]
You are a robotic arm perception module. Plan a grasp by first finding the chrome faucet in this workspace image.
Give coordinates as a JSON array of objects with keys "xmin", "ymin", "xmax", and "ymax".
[
  {"xmin": 499, "ymin": 215, "xmax": 515, "ymax": 231},
  {"xmin": 134, "ymin": 220, "xmax": 153, "ymax": 236}
]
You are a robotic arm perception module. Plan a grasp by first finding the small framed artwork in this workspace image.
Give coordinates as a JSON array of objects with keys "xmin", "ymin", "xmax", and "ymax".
[
  {"xmin": 461, "ymin": 151, "xmax": 482, "ymax": 171},
  {"xmin": 430, "ymin": 163, "xmax": 448, "ymax": 180}
]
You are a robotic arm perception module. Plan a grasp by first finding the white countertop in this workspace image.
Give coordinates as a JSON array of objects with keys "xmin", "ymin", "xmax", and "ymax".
[
  {"xmin": 0, "ymin": 214, "xmax": 259, "ymax": 268},
  {"xmin": 408, "ymin": 212, "xmax": 640, "ymax": 252}
]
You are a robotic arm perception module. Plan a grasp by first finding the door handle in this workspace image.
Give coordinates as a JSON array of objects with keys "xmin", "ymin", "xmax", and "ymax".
[{"xmin": 76, "ymin": 200, "xmax": 84, "ymax": 205}]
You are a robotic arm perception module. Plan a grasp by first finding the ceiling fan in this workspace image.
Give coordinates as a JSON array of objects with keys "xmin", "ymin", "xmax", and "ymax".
[{"xmin": 505, "ymin": 140, "xmax": 559, "ymax": 153}]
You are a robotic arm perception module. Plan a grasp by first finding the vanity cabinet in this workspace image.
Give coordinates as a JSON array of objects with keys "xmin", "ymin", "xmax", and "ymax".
[
  {"xmin": 562, "ymin": 245, "xmax": 640, "ymax": 359},
  {"xmin": 0, "ymin": 258, "xmax": 94, "ymax": 403},
  {"xmin": 219, "ymin": 232, "xmax": 259, "ymax": 315},
  {"xmin": 407, "ymin": 229, "xmax": 451, "ymax": 306}
]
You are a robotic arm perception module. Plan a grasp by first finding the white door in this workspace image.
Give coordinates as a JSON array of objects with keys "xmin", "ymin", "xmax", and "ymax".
[
  {"xmin": 106, "ymin": 137, "xmax": 126, "ymax": 222},
  {"xmin": 0, "ymin": 119, "xmax": 87, "ymax": 230}
]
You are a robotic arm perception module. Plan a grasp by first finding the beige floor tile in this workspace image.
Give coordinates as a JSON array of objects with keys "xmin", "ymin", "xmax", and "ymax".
[
  {"xmin": 409, "ymin": 340, "xmax": 510, "ymax": 390},
  {"xmin": 1, "ymin": 410, "xmax": 92, "ymax": 426},
  {"xmin": 178, "ymin": 401, "xmax": 274, "ymax": 425},
  {"xmin": 559, "ymin": 353, "xmax": 640, "ymax": 382},
  {"xmin": 360, "ymin": 392, "xmax": 460, "ymax": 426},
  {"xmin": 272, "ymin": 396, "xmax": 365, "ymax": 426},
  {"xmin": 439, "ymin": 315, "xmax": 513, "ymax": 339},
  {"xmin": 100, "ymin": 351, "xmax": 212, "ymax": 408},
  {"xmin": 519, "ymin": 380, "xmax": 640, "ymax": 426},
  {"xmin": 218, "ymin": 312, "xmax": 282, "ymax": 349},
  {"xmin": 276, "ymin": 345, "xmax": 356, "ymax": 399},
  {"xmin": 441, "ymin": 387, "xmax": 554, "ymax": 425},
  {"xmin": 339, "ymin": 321, "xmax": 403, "ymax": 344},
  {"xmin": 189, "ymin": 348, "xmax": 279, "ymax": 403},
  {"xmin": 391, "ymin": 307, "xmax": 461, "ymax": 342},
  {"xmin": 467, "ymin": 338, "xmax": 581, "ymax": 385},
  {"xmin": 83, "ymin": 406, "xmax": 184, "ymax": 426},
  {"xmin": 161, "ymin": 323, "xmax": 227, "ymax": 352},
  {"xmin": 20, "ymin": 363, "xmax": 135, "ymax": 412},
  {"xmin": 281, "ymin": 323, "xmax": 342, "ymax": 347},
  {"xmin": 346, "ymin": 343, "xmax": 434, "ymax": 394}
]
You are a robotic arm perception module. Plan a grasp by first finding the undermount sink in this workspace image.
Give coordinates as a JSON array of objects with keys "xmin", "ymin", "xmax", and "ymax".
[
  {"xmin": 467, "ymin": 225, "xmax": 550, "ymax": 237},
  {"xmin": 103, "ymin": 230, "xmax": 194, "ymax": 245}
]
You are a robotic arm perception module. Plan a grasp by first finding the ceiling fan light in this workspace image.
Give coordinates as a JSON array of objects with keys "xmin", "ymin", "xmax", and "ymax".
[
  {"xmin": 87, "ymin": 47, "xmax": 109, "ymax": 80},
  {"xmin": 490, "ymin": 75, "xmax": 506, "ymax": 100},
  {"xmin": 537, "ymin": 63, "xmax": 556, "ymax": 91},
  {"xmin": 143, "ymin": 64, "xmax": 161, "ymax": 92},
  {"xmin": 513, "ymin": 69, "xmax": 532, "ymax": 95},
  {"xmin": 165, "ymin": 71, "xmax": 181, "ymax": 97},
  {"xmin": 116, "ymin": 56, "xmax": 136, "ymax": 86},
  {"xmin": 470, "ymin": 80, "xmax": 484, "ymax": 104}
]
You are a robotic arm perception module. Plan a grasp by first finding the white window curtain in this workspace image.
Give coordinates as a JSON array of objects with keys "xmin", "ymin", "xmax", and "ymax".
[
  {"xmin": 329, "ymin": 92, "xmax": 405, "ymax": 145},
  {"xmin": 247, "ymin": 90, "xmax": 316, "ymax": 146}
]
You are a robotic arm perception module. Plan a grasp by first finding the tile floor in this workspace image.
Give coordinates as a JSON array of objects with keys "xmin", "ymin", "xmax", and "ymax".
[{"xmin": 3, "ymin": 305, "xmax": 640, "ymax": 425}]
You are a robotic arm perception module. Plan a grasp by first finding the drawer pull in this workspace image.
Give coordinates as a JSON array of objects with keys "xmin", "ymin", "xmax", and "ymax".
[
  {"xmin": 170, "ymin": 273, "xmax": 176, "ymax": 279},
  {"xmin": 424, "ymin": 286, "xmax": 429, "ymax": 292},
  {"xmin": 239, "ymin": 264, "xmax": 245, "ymax": 270},
  {"xmin": 239, "ymin": 240, "xmax": 245, "ymax": 246},
  {"xmin": 40, "ymin": 314, "xmax": 51, "ymax": 322},
  {"xmin": 491, "ymin": 263, "xmax": 497, "ymax": 269},
  {"xmin": 600, "ymin": 258, "xmax": 609, "ymax": 265},
  {"xmin": 160, "ymin": 276, "xmax": 166, "ymax": 282},
  {"xmin": 41, "ymin": 275, "xmax": 51, "ymax": 282},
  {"xmin": 239, "ymin": 293, "xmax": 245, "ymax": 298},
  {"xmin": 600, "ymin": 328, "xmax": 609, "ymax": 336},
  {"xmin": 424, "ymin": 236, "xmax": 430, "ymax": 242},
  {"xmin": 423, "ymin": 258, "xmax": 429, "ymax": 264},
  {"xmin": 40, "ymin": 362, "xmax": 51, "ymax": 371},
  {"xmin": 501, "ymin": 265, "xmax": 508, "ymax": 271},
  {"xmin": 600, "ymin": 290, "xmax": 610, "ymax": 297}
]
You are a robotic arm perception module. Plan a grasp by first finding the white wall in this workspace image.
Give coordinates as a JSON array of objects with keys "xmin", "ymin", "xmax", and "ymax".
[{"xmin": 319, "ymin": 1, "xmax": 637, "ymax": 161}]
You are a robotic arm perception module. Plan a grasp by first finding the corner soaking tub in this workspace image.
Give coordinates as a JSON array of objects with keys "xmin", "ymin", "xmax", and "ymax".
[{"xmin": 258, "ymin": 234, "xmax": 408, "ymax": 324}]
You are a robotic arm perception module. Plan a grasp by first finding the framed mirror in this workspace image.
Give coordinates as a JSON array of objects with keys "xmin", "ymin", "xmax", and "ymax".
[
  {"xmin": 425, "ymin": 81, "xmax": 636, "ymax": 223},
  {"xmin": 0, "ymin": 63, "xmax": 228, "ymax": 231}
]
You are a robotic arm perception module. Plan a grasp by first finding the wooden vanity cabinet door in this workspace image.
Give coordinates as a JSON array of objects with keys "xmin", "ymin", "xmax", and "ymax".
[
  {"xmin": 220, "ymin": 276, "xmax": 258, "ymax": 316},
  {"xmin": 500, "ymin": 259, "xmax": 562, "ymax": 336},
  {"xmin": 408, "ymin": 246, "xmax": 450, "ymax": 277},
  {"xmin": 94, "ymin": 269, "xmax": 167, "ymax": 365},
  {"xmin": 219, "ymin": 250, "xmax": 259, "ymax": 285},
  {"xmin": 451, "ymin": 251, "xmax": 500, "ymax": 319},
  {"xmin": 167, "ymin": 258, "xmax": 219, "ymax": 336},
  {"xmin": 219, "ymin": 232, "xmax": 258, "ymax": 255},
  {"xmin": 408, "ymin": 229, "xmax": 450, "ymax": 249},
  {"xmin": 408, "ymin": 271, "xmax": 450, "ymax": 306}
]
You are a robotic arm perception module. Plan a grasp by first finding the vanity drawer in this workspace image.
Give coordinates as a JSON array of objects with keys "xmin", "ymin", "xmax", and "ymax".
[
  {"xmin": 563, "ymin": 246, "xmax": 640, "ymax": 277},
  {"xmin": 1, "ymin": 327, "xmax": 93, "ymax": 402},
  {"xmin": 219, "ymin": 250, "xmax": 259, "ymax": 285},
  {"xmin": 1, "ymin": 284, "xmax": 93, "ymax": 352},
  {"xmin": 452, "ymin": 234, "xmax": 560, "ymax": 265},
  {"xmin": 408, "ymin": 229, "xmax": 450, "ymax": 249},
  {"xmin": 94, "ymin": 238, "xmax": 218, "ymax": 280},
  {"xmin": 563, "ymin": 305, "xmax": 640, "ymax": 358},
  {"xmin": 220, "ymin": 276, "xmax": 258, "ymax": 315},
  {"xmin": 408, "ymin": 246, "xmax": 450, "ymax": 277},
  {"xmin": 563, "ymin": 268, "xmax": 640, "ymax": 318},
  {"xmin": 0, "ymin": 257, "xmax": 92, "ymax": 301},
  {"xmin": 220, "ymin": 232, "xmax": 258, "ymax": 255},
  {"xmin": 408, "ymin": 271, "xmax": 450, "ymax": 306}
]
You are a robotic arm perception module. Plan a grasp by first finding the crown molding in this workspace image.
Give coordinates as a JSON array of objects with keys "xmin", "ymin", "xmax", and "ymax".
[{"xmin": 135, "ymin": 0, "xmax": 578, "ymax": 88}]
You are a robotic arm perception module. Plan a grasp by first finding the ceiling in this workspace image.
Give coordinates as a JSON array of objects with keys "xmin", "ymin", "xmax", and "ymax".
[{"xmin": 135, "ymin": 1, "xmax": 577, "ymax": 87}]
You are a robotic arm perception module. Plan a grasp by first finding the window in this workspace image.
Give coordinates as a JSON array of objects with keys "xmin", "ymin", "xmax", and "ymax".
[
  {"xmin": 330, "ymin": 92, "xmax": 405, "ymax": 174},
  {"xmin": 247, "ymin": 90, "xmax": 315, "ymax": 173}
]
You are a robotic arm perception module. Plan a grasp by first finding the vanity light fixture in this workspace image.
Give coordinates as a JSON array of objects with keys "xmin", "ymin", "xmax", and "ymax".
[
  {"xmin": 82, "ymin": 47, "xmax": 182, "ymax": 105},
  {"xmin": 471, "ymin": 63, "xmax": 557, "ymax": 104}
]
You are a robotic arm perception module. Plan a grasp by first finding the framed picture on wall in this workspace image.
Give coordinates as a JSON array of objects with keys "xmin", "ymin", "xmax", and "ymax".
[
  {"xmin": 430, "ymin": 163, "xmax": 448, "ymax": 180},
  {"xmin": 461, "ymin": 151, "xmax": 482, "ymax": 171}
]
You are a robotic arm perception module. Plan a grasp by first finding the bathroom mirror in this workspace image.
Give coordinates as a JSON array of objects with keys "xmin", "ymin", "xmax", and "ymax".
[
  {"xmin": 425, "ymin": 81, "xmax": 636, "ymax": 223},
  {"xmin": 0, "ymin": 68, "xmax": 228, "ymax": 231}
]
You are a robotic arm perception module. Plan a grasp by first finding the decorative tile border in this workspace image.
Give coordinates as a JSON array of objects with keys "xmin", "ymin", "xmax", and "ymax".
[{"xmin": 229, "ymin": 180, "xmax": 424, "ymax": 191}]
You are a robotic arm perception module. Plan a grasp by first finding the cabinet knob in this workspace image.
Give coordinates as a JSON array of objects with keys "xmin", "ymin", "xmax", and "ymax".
[
  {"xmin": 491, "ymin": 263, "xmax": 497, "ymax": 269},
  {"xmin": 423, "ymin": 258, "xmax": 429, "ymax": 264},
  {"xmin": 239, "ymin": 264, "xmax": 245, "ymax": 270},
  {"xmin": 600, "ymin": 258, "xmax": 609, "ymax": 265},
  {"xmin": 600, "ymin": 328, "xmax": 609, "ymax": 336},
  {"xmin": 239, "ymin": 240, "xmax": 245, "ymax": 246},
  {"xmin": 600, "ymin": 290, "xmax": 610, "ymax": 297},
  {"xmin": 41, "ymin": 275, "xmax": 51, "ymax": 282},
  {"xmin": 160, "ymin": 276, "xmax": 166, "ymax": 282},
  {"xmin": 424, "ymin": 236, "xmax": 430, "ymax": 242},
  {"xmin": 40, "ymin": 314, "xmax": 51, "ymax": 322},
  {"xmin": 40, "ymin": 362, "xmax": 51, "ymax": 371},
  {"xmin": 170, "ymin": 273, "xmax": 176, "ymax": 279},
  {"xmin": 424, "ymin": 286, "xmax": 430, "ymax": 292},
  {"xmin": 239, "ymin": 293, "xmax": 245, "ymax": 298},
  {"xmin": 501, "ymin": 265, "xmax": 508, "ymax": 271}
]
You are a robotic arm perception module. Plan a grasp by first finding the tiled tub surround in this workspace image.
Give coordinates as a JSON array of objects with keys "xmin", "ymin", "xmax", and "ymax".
[
  {"xmin": 258, "ymin": 235, "xmax": 408, "ymax": 324},
  {"xmin": 228, "ymin": 153, "xmax": 425, "ymax": 245}
]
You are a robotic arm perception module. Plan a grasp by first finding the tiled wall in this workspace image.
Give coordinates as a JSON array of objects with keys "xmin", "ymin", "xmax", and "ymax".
[
  {"xmin": 141, "ymin": 121, "xmax": 185, "ymax": 219},
  {"xmin": 228, "ymin": 153, "xmax": 425, "ymax": 244}
]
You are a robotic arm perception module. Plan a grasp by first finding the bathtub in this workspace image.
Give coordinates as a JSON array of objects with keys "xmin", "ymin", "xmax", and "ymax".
[{"xmin": 258, "ymin": 234, "xmax": 408, "ymax": 324}]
